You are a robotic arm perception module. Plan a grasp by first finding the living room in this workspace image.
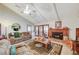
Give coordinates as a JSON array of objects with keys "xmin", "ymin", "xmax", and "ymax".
[{"xmin": 0, "ymin": 3, "xmax": 79, "ymax": 55}]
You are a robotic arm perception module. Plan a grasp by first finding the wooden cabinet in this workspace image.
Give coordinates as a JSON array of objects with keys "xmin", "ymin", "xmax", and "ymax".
[
  {"xmin": 73, "ymin": 41, "xmax": 79, "ymax": 54},
  {"xmin": 76, "ymin": 28, "xmax": 79, "ymax": 41},
  {"xmin": 72, "ymin": 28, "xmax": 79, "ymax": 54}
]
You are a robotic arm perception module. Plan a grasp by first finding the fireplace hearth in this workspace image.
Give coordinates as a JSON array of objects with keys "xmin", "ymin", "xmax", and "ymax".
[{"xmin": 52, "ymin": 32, "xmax": 63, "ymax": 40}]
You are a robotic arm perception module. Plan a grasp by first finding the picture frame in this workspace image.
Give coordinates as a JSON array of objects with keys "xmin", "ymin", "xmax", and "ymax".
[
  {"xmin": 11, "ymin": 23, "xmax": 21, "ymax": 31},
  {"xmin": 55, "ymin": 21, "xmax": 62, "ymax": 28}
]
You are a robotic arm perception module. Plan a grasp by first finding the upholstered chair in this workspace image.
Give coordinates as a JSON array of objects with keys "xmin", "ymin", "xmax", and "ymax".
[{"xmin": 0, "ymin": 39, "xmax": 11, "ymax": 55}]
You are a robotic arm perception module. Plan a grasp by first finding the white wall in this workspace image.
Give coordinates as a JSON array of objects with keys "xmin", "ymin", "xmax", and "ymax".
[
  {"xmin": 35, "ymin": 19, "xmax": 79, "ymax": 40},
  {"xmin": 63, "ymin": 18, "xmax": 79, "ymax": 40},
  {"xmin": 0, "ymin": 4, "xmax": 34, "ymax": 36},
  {"xmin": 1, "ymin": 4, "xmax": 78, "ymax": 40}
]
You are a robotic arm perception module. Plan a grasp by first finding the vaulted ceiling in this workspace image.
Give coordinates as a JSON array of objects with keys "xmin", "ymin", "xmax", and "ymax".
[{"xmin": 2, "ymin": 3, "xmax": 79, "ymax": 24}]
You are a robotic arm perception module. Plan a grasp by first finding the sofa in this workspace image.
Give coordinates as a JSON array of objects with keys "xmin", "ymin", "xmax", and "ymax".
[
  {"xmin": 9, "ymin": 32, "xmax": 32, "ymax": 44},
  {"xmin": 0, "ymin": 39, "xmax": 11, "ymax": 55}
]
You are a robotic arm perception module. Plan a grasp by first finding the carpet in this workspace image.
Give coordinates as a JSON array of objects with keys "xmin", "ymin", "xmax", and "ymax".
[
  {"xmin": 49, "ymin": 43, "xmax": 62, "ymax": 55},
  {"xmin": 16, "ymin": 40, "xmax": 62, "ymax": 55},
  {"xmin": 27, "ymin": 42, "xmax": 52, "ymax": 55},
  {"xmin": 27, "ymin": 41, "xmax": 62, "ymax": 55}
]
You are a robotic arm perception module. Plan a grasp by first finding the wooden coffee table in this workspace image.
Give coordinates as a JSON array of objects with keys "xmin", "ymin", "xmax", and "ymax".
[{"xmin": 34, "ymin": 38, "xmax": 49, "ymax": 48}]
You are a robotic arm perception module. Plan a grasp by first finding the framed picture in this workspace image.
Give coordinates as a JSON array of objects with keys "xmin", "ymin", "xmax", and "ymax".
[{"xmin": 55, "ymin": 21, "xmax": 62, "ymax": 28}]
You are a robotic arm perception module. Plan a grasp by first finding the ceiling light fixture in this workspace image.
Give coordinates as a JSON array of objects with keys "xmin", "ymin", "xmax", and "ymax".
[{"xmin": 24, "ymin": 5, "xmax": 31, "ymax": 14}]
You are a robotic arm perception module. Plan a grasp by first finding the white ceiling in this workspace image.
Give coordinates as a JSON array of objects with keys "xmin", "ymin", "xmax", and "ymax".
[{"xmin": 2, "ymin": 3, "xmax": 79, "ymax": 24}]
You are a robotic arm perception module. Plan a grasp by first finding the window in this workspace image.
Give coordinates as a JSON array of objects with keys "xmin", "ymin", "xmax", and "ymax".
[
  {"xmin": 35, "ymin": 26, "xmax": 39, "ymax": 36},
  {"xmin": 27, "ymin": 25, "xmax": 32, "ymax": 32},
  {"xmin": 35, "ymin": 24, "xmax": 49, "ymax": 37},
  {"xmin": 44, "ymin": 25, "xmax": 49, "ymax": 37},
  {"xmin": 39, "ymin": 26, "xmax": 43, "ymax": 36}
]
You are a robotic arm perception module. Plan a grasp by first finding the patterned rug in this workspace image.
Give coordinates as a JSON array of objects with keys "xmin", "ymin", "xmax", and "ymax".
[
  {"xmin": 16, "ymin": 41, "xmax": 62, "ymax": 55},
  {"xmin": 27, "ymin": 41, "xmax": 62, "ymax": 55},
  {"xmin": 27, "ymin": 42, "xmax": 53, "ymax": 55}
]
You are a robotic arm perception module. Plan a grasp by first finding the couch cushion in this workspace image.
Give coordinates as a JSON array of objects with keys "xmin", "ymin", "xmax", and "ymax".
[
  {"xmin": 14, "ymin": 32, "xmax": 21, "ymax": 38},
  {"xmin": 0, "ymin": 35, "xmax": 5, "ymax": 40}
]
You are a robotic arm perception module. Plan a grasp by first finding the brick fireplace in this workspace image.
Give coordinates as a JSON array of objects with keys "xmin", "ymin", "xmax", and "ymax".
[{"xmin": 48, "ymin": 27, "xmax": 69, "ymax": 40}]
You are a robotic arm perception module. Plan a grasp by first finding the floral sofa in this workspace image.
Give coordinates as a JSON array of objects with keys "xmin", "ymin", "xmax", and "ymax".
[
  {"xmin": 0, "ymin": 39, "xmax": 11, "ymax": 55},
  {"xmin": 9, "ymin": 32, "xmax": 32, "ymax": 44}
]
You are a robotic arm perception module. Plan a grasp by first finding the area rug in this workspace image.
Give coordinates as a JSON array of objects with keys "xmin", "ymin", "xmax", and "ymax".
[
  {"xmin": 49, "ymin": 43, "xmax": 62, "ymax": 55},
  {"xmin": 16, "ymin": 40, "xmax": 62, "ymax": 55},
  {"xmin": 26, "ymin": 41, "xmax": 62, "ymax": 55},
  {"xmin": 27, "ymin": 42, "xmax": 52, "ymax": 55}
]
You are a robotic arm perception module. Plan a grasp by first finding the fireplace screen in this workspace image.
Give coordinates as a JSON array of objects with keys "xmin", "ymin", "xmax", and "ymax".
[{"xmin": 52, "ymin": 32, "xmax": 63, "ymax": 40}]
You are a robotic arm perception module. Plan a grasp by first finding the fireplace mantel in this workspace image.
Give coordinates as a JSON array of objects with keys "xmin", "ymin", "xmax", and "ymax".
[{"xmin": 48, "ymin": 27, "xmax": 69, "ymax": 38}]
